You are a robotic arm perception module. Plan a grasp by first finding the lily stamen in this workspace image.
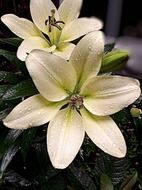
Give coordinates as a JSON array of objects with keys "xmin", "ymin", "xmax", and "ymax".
[{"xmin": 45, "ymin": 9, "xmax": 65, "ymax": 32}]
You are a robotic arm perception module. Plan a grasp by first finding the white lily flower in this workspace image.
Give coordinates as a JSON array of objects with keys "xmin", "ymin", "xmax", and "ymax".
[
  {"xmin": 1, "ymin": 0, "xmax": 103, "ymax": 61},
  {"xmin": 3, "ymin": 31, "xmax": 141, "ymax": 169}
]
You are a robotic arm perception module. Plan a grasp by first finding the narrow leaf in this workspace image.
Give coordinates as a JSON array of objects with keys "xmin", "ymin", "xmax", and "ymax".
[
  {"xmin": 0, "ymin": 145, "xmax": 19, "ymax": 175},
  {"xmin": 5, "ymin": 129, "xmax": 23, "ymax": 147},
  {"xmin": 120, "ymin": 171, "xmax": 138, "ymax": 190},
  {"xmin": 0, "ymin": 71, "xmax": 22, "ymax": 84},
  {"xmin": 2, "ymin": 80, "xmax": 38, "ymax": 100},
  {"xmin": 0, "ymin": 49, "xmax": 28, "ymax": 74},
  {"xmin": 68, "ymin": 163, "xmax": 97, "ymax": 190},
  {"xmin": 4, "ymin": 170, "xmax": 32, "ymax": 187},
  {"xmin": 0, "ymin": 108, "xmax": 11, "ymax": 120},
  {"xmin": 21, "ymin": 128, "xmax": 37, "ymax": 160},
  {"xmin": 0, "ymin": 37, "xmax": 22, "ymax": 47},
  {"xmin": 100, "ymin": 174, "xmax": 114, "ymax": 190},
  {"xmin": 0, "ymin": 85, "xmax": 13, "ymax": 97}
]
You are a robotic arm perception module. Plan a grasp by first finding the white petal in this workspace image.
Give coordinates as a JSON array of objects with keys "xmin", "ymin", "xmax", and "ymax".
[
  {"xmin": 47, "ymin": 108, "xmax": 85, "ymax": 169},
  {"xmin": 26, "ymin": 50, "xmax": 77, "ymax": 101},
  {"xmin": 58, "ymin": 0, "xmax": 82, "ymax": 23},
  {"xmin": 54, "ymin": 42, "xmax": 75, "ymax": 60},
  {"xmin": 17, "ymin": 36, "xmax": 50, "ymax": 61},
  {"xmin": 70, "ymin": 31, "xmax": 104, "ymax": 87},
  {"xmin": 81, "ymin": 109, "xmax": 126, "ymax": 158},
  {"xmin": 1, "ymin": 14, "xmax": 42, "ymax": 39},
  {"xmin": 81, "ymin": 76, "xmax": 141, "ymax": 116},
  {"xmin": 30, "ymin": 0, "xmax": 59, "ymax": 35},
  {"xmin": 3, "ymin": 94, "xmax": 63, "ymax": 129},
  {"xmin": 60, "ymin": 17, "xmax": 103, "ymax": 42}
]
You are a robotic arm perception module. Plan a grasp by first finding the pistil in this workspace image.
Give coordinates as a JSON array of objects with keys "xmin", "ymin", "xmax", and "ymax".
[{"xmin": 45, "ymin": 9, "xmax": 65, "ymax": 32}]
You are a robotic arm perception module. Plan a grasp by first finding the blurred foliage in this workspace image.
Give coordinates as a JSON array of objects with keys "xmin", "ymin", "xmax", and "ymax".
[{"xmin": 0, "ymin": 37, "xmax": 141, "ymax": 190}]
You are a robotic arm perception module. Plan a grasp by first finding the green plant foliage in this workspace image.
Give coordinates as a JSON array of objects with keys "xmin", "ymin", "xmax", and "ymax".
[
  {"xmin": 2, "ymin": 80, "xmax": 38, "ymax": 101},
  {"xmin": 120, "ymin": 171, "xmax": 138, "ymax": 190},
  {"xmin": 68, "ymin": 163, "xmax": 97, "ymax": 190},
  {"xmin": 0, "ymin": 38, "xmax": 22, "ymax": 47},
  {"xmin": 0, "ymin": 71, "xmax": 22, "ymax": 84},
  {"xmin": 100, "ymin": 174, "xmax": 114, "ymax": 190},
  {"xmin": 0, "ymin": 36, "xmax": 142, "ymax": 190}
]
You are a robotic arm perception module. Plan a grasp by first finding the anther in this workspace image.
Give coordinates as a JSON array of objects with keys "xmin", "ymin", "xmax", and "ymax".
[
  {"xmin": 45, "ymin": 9, "xmax": 65, "ymax": 32},
  {"xmin": 69, "ymin": 94, "xmax": 83, "ymax": 109}
]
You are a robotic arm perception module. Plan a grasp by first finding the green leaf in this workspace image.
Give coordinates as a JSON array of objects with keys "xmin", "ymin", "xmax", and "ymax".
[
  {"xmin": 93, "ymin": 151, "xmax": 129, "ymax": 185},
  {"xmin": 0, "ymin": 145, "xmax": 19, "ymax": 175},
  {"xmin": 0, "ymin": 49, "xmax": 17, "ymax": 63},
  {"xmin": 0, "ymin": 108, "xmax": 11, "ymax": 120},
  {"xmin": 21, "ymin": 128, "xmax": 38, "ymax": 160},
  {"xmin": 0, "ymin": 37, "xmax": 22, "ymax": 47},
  {"xmin": 0, "ymin": 129, "xmax": 23, "ymax": 160},
  {"xmin": 120, "ymin": 171, "xmax": 138, "ymax": 190},
  {"xmin": 4, "ymin": 170, "xmax": 32, "ymax": 187},
  {"xmin": 0, "ymin": 71, "xmax": 22, "ymax": 84},
  {"xmin": 0, "ymin": 85, "xmax": 13, "ymax": 97},
  {"xmin": 0, "ymin": 49, "xmax": 28, "ymax": 74},
  {"xmin": 5, "ymin": 129, "xmax": 23, "ymax": 147},
  {"xmin": 2, "ymin": 80, "xmax": 38, "ymax": 100},
  {"xmin": 111, "ymin": 157, "xmax": 129, "ymax": 185},
  {"xmin": 100, "ymin": 174, "xmax": 114, "ymax": 190},
  {"xmin": 46, "ymin": 174, "xmax": 66, "ymax": 190},
  {"xmin": 68, "ymin": 163, "xmax": 97, "ymax": 190}
]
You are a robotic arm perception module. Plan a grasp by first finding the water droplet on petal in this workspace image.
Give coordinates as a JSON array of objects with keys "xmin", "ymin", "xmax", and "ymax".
[
  {"xmin": 88, "ymin": 46, "xmax": 92, "ymax": 50},
  {"xmin": 27, "ymin": 107, "xmax": 31, "ymax": 111},
  {"xmin": 29, "ymin": 122, "xmax": 33, "ymax": 127}
]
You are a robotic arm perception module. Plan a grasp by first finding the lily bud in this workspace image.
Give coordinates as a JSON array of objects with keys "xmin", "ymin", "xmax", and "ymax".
[
  {"xmin": 100, "ymin": 49, "xmax": 129, "ymax": 73},
  {"xmin": 130, "ymin": 107, "xmax": 142, "ymax": 118}
]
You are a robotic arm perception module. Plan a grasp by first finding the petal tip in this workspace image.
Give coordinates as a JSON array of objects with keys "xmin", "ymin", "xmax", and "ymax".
[
  {"xmin": 52, "ymin": 162, "xmax": 68, "ymax": 169},
  {"xmin": 112, "ymin": 143, "xmax": 127, "ymax": 158}
]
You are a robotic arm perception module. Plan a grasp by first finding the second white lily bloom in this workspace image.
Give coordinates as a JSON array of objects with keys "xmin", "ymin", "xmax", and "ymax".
[
  {"xmin": 1, "ymin": 0, "xmax": 103, "ymax": 61},
  {"xmin": 3, "ymin": 31, "xmax": 141, "ymax": 169}
]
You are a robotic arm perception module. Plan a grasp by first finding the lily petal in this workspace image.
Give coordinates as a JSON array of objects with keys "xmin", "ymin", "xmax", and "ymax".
[
  {"xmin": 60, "ymin": 17, "xmax": 103, "ymax": 42},
  {"xmin": 54, "ymin": 42, "xmax": 75, "ymax": 60},
  {"xmin": 17, "ymin": 36, "xmax": 50, "ymax": 61},
  {"xmin": 70, "ymin": 31, "xmax": 104, "ymax": 86},
  {"xmin": 26, "ymin": 50, "xmax": 77, "ymax": 101},
  {"xmin": 58, "ymin": 0, "xmax": 83, "ymax": 24},
  {"xmin": 47, "ymin": 107, "xmax": 85, "ymax": 169},
  {"xmin": 1, "ymin": 14, "xmax": 42, "ymax": 39},
  {"xmin": 30, "ymin": 0, "xmax": 59, "ymax": 35},
  {"xmin": 81, "ymin": 108, "xmax": 126, "ymax": 158},
  {"xmin": 81, "ymin": 76, "xmax": 141, "ymax": 116},
  {"xmin": 3, "ymin": 94, "xmax": 63, "ymax": 129}
]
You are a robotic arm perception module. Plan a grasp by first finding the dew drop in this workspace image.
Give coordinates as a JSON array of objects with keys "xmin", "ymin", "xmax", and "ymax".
[
  {"xmin": 19, "ymin": 110, "xmax": 23, "ymax": 113},
  {"xmin": 103, "ymin": 111, "xmax": 108, "ymax": 115},
  {"xmin": 29, "ymin": 122, "xmax": 33, "ymax": 126},
  {"xmin": 27, "ymin": 107, "xmax": 31, "ymax": 111},
  {"xmin": 88, "ymin": 46, "xmax": 92, "ymax": 50},
  {"xmin": 38, "ymin": 111, "xmax": 41, "ymax": 115},
  {"xmin": 112, "ymin": 143, "xmax": 116, "ymax": 148}
]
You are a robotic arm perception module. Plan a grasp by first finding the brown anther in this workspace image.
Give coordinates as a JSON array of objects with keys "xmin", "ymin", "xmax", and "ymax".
[
  {"xmin": 45, "ymin": 9, "xmax": 65, "ymax": 32},
  {"xmin": 69, "ymin": 94, "xmax": 83, "ymax": 109}
]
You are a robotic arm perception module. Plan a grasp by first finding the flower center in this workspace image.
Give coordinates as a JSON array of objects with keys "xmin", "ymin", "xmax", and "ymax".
[
  {"xmin": 69, "ymin": 94, "xmax": 84, "ymax": 110},
  {"xmin": 45, "ymin": 9, "xmax": 65, "ymax": 32}
]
